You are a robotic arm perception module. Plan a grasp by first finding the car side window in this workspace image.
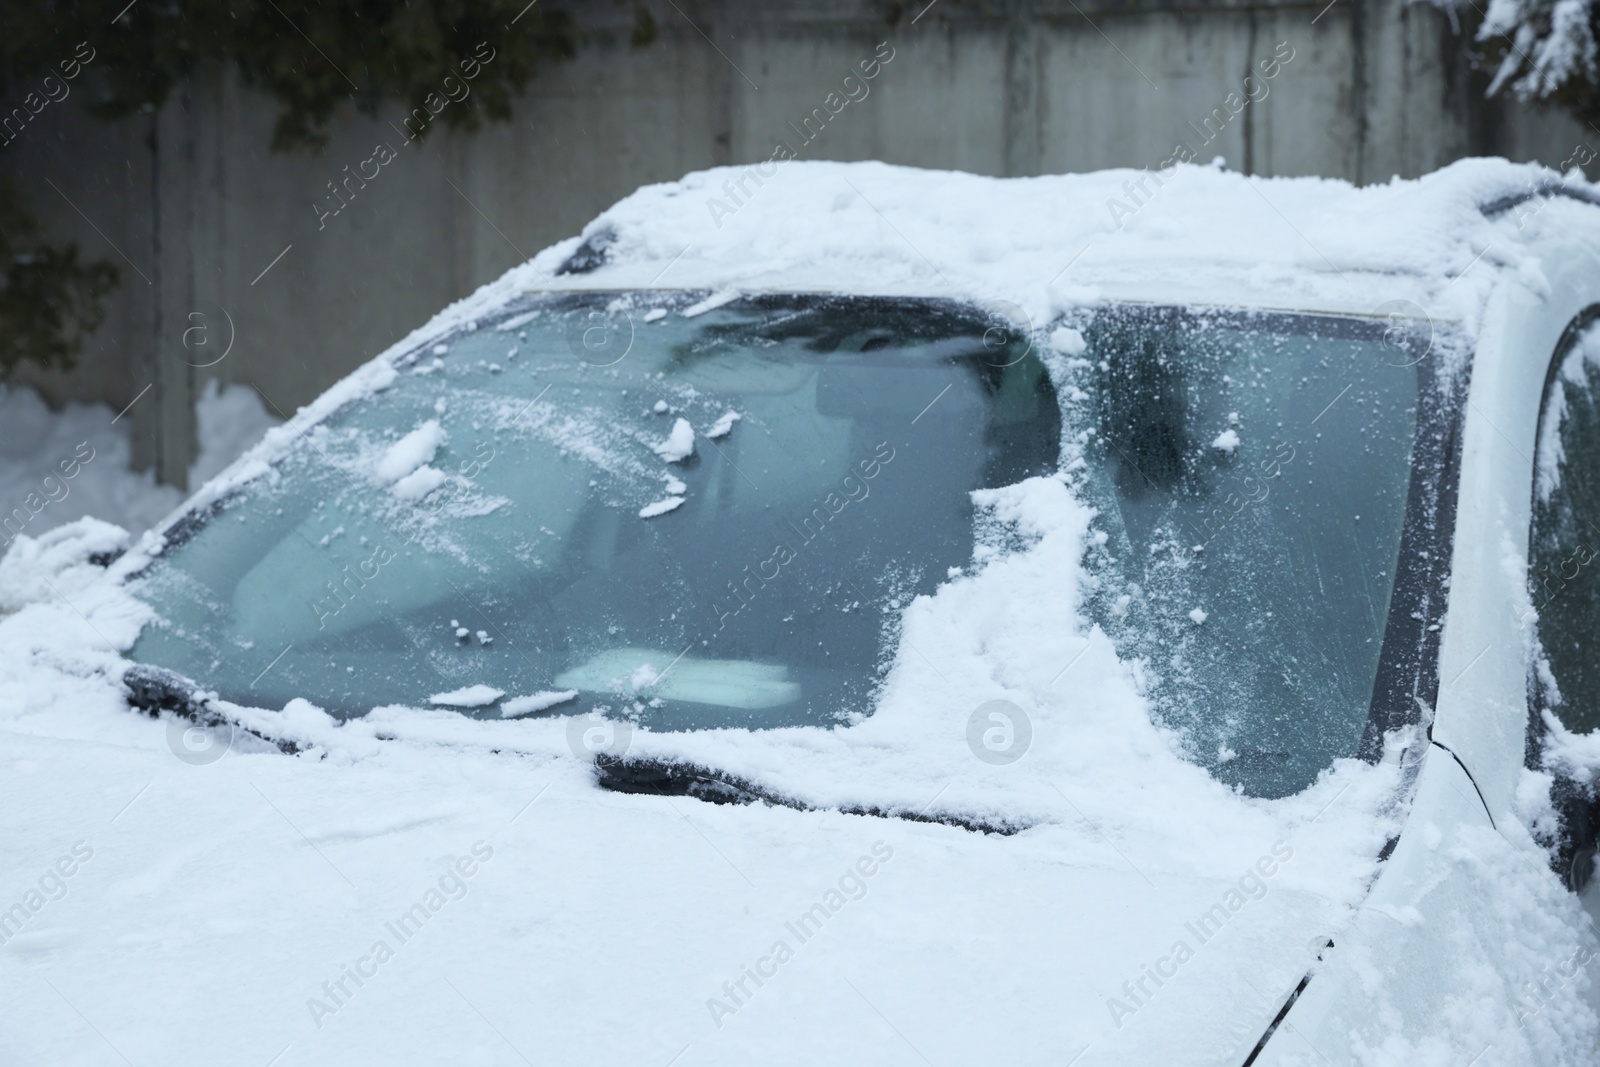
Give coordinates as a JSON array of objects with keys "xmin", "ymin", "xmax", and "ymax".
[{"xmin": 1531, "ymin": 313, "xmax": 1600, "ymax": 736}]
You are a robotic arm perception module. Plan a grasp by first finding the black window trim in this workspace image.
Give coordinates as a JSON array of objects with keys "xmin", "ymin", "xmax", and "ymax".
[{"xmin": 1362, "ymin": 331, "xmax": 1472, "ymax": 758}]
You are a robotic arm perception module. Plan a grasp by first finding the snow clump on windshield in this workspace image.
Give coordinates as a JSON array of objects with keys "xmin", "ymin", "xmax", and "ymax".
[
  {"xmin": 652, "ymin": 417, "xmax": 695, "ymax": 463},
  {"xmin": 376, "ymin": 420, "xmax": 446, "ymax": 483},
  {"xmin": 428, "ymin": 685, "xmax": 505, "ymax": 708}
]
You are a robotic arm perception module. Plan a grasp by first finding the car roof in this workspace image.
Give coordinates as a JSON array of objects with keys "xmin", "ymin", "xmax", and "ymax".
[{"xmin": 526, "ymin": 157, "xmax": 1587, "ymax": 320}]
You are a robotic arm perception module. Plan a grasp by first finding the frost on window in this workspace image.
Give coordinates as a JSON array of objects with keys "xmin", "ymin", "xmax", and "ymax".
[
  {"xmin": 1058, "ymin": 305, "xmax": 1438, "ymax": 798},
  {"xmin": 127, "ymin": 293, "xmax": 1060, "ymax": 732}
]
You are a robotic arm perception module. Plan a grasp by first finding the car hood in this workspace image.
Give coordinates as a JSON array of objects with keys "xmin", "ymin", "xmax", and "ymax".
[
  {"xmin": 0, "ymin": 736, "xmax": 1400, "ymax": 1066},
  {"xmin": 1, "ymin": 515, "xmax": 1413, "ymax": 1064}
]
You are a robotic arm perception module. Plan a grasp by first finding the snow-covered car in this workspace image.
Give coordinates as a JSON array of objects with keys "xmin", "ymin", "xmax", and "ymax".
[{"xmin": 8, "ymin": 159, "xmax": 1600, "ymax": 1065}]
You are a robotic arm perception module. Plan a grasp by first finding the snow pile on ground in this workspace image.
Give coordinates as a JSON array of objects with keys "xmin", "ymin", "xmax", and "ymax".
[
  {"xmin": 0, "ymin": 380, "xmax": 279, "ymax": 546},
  {"xmin": 0, "ymin": 388, "xmax": 178, "ymax": 543}
]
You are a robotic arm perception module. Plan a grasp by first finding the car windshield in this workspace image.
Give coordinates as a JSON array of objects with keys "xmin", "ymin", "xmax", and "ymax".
[
  {"xmin": 129, "ymin": 293, "xmax": 1061, "ymax": 731},
  {"xmin": 128, "ymin": 293, "xmax": 1441, "ymax": 798}
]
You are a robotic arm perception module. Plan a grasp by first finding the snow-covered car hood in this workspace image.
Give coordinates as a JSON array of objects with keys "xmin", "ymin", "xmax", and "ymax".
[
  {"xmin": 1, "ymin": 518, "xmax": 1407, "ymax": 1062},
  {"xmin": 4, "ymin": 157, "xmax": 1598, "ymax": 1064}
]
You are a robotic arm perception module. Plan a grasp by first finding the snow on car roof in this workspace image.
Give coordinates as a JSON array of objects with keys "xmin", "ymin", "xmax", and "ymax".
[{"xmin": 538, "ymin": 156, "xmax": 1589, "ymax": 318}]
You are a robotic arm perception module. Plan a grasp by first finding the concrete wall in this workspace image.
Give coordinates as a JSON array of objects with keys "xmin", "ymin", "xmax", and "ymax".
[{"xmin": 2, "ymin": 0, "xmax": 1588, "ymax": 488}]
